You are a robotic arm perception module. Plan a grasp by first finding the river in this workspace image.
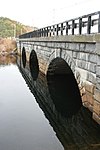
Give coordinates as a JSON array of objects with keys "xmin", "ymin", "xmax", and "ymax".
[{"xmin": 0, "ymin": 55, "xmax": 100, "ymax": 150}]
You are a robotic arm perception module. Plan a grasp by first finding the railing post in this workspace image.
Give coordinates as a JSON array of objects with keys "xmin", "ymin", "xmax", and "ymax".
[
  {"xmin": 46, "ymin": 27, "xmax": 48, "ymax": 37},
  {"xmin": 40, "ymin": 29, "xmax": 42, "ymax": 37},
  {"xmin": 56, "ymin": 24, "xmax": 59, "ymax": 36},
  {"xmin": 61, "ymin": 23, "xmax": 63, "ymax": 35},
  {"xmin": 87, "ymin": 15, "xmax": 91, "ymax": 34},
  {"xmin": 53, "ymin": 25, "xmax": 55, "ymax": 36},
  {"xmin": 66, "ymin": 22, "xmax": 68, "ymax": 35},
  {"xmin": 72, "ymin": 20, "xmax": 75, "ymax": 35},
  {"xmin": 41, "ymin": 28, "xmax": 43, "ymax": 37},
  {"xmin": 98, "ymin": 12, "xmax": 100, "ymax": 33},
  {"xmin": 79, "ymin": 18, "xmax": 82, "ymax": 34},
  {"xmin": 49, "ymin": 26, "xmax": 51, "ymax": 37},
  {"xmin": 43, "ymin": 28, "xmax": 44, "ymax": 37},
  {"xmin": 44, "ymin": 28, "xmax": 46, "ymax": 37}
]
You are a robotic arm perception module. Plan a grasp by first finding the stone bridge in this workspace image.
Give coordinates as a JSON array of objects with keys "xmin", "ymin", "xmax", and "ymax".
[{"xmin": 17, "ymin": 11, "xmax": 100, "ymax": 124}]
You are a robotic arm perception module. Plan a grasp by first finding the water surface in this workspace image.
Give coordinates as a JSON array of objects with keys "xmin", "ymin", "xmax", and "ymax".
[
  {"xmin": 0, "ymin": 55, "xmax": 100, "ymax": 150},
  {"xmin": 0, "ymin": 55, "xmax": 63, "ymax": 150}
]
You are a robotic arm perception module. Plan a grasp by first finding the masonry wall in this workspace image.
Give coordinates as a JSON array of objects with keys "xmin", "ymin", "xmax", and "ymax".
[{"xmin": 18, "ymin": 34, "xmax": 100, "ymax": 124}]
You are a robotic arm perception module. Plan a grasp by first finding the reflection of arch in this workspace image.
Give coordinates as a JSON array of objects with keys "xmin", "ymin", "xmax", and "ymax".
[
  {"xmin": 47, "ymin": 57, "xmax": 82, "ymax": 117},
  {"xmin": 22, "ymin": 47, "xmax": 26, "ymax": 68},
  {"xmin": 29, "ymin": 50, "xmax": 39, "ymax": 80}
]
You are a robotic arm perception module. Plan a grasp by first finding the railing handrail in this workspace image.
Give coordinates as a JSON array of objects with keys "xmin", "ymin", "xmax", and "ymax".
[{"xmin": 19, "ymin": 11, "xmax": 100, "ymax": 39}]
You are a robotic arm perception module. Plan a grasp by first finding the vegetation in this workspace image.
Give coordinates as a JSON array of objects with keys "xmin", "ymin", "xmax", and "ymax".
[
  {"xmin": 0, "ymin": 17, "xmax": 35, "ymax": 38},
  {"xmin": 0, "ymin": 38, "xmax": 17, "ymax": 53},
  {"xmin": 0, "ymin": 17, "xmax": 37, "ymax": 53}
]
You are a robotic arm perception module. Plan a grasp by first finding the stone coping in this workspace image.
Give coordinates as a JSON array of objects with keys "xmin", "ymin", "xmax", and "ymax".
[{"xmin": 18, "ymin": 33, "xmax": 100, "ymax": 43}]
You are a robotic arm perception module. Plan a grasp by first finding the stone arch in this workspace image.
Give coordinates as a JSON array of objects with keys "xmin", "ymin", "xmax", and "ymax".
[
  {"xmin": 29, "ymin": 50, "xmax": 39, "ymax": 81},
  {"xmin": 22, "ymin": 47, "xmax": 26, "ymax": 68},
  {"xmin": 45, "ymin": 48, "xmax": 75, "ymax": 75},
  {"xmin": 46, "ymin": 57, "xmax": 82, "ymax": 117}
]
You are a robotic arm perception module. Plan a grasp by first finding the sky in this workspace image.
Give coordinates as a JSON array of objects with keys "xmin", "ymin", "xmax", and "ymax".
[{"xmin": 0, "ymin": 0, "xmax": 100, "ymax": 28}]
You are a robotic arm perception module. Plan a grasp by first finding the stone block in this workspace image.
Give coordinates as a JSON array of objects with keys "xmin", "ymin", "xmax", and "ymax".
[
  {"xmin": 96, "ymin": 77, "xmax": 100, "ymax": 90},
  {"xmin": 60, "ymin": 43, "xmax": 66, "ymax": 49},
  {"xmin": 55, "ymin": 42, "xmax": 66, "ymax": 48},
  {"xmin": 87, "ymin": 72, "xmax": 96, "ymax": 84},
  {"xmin": 85, "ymin": 81, "xmax": 95, "ymax": 94},
  {"xmin": 66, "ymin": 50, "xmax": 72, "ymax": 58},
  {"xmin": 72, "ymin": 51, "xmax": 77, "ymax": 58},
  {"xmin": 89, "ymin": 54, "xmax": 97, "ymax": 63},
  {"xmin": 93, "ymin": 100, "xmax": 100, "ymax": 116},
  {"xmin": 65, "ymin": 43, "xmax": 69, "ymax": 49},
  {"xmin": 75, "ymin": 43, "xmax": 80, "ymax": 51},
  {"xmin": 96, "ymin": 42, "xmax": 100, "ymax": 55},
  {"xmin": 68, "ymin": 43, "xmax": 78, "ymax": 50},
  {"xmin": 75, "ymin": 60, "xmax": 82, "ymax": 68},
  {"xmin": 85, "ymin": 91, "xmax": 94, "ymax": 106},
  {"xmin": 94, "ymin": 89, "xmax": 100, "ymax": 103},
  {"xmin": 97, "ymin": 55, "xmax": 100, "ymax": 66},
  {"xmin": 85, "ymin": 43, "xmax": 96, "ymax": 53},
  {"xmin": 82, "ymin": 94, "xmax": 87, "ymax": 103},
  {"xmin": 77, "ymin": 52, "xmax": 89, "ymax": 61},
  {"xmin": 93, "ymin": 113, "xmax": 100, "ymax": 125},
  {"xmin": 56, "ymin": 48, "xmax": 61, "ymax": 57},
  {"xmin": 81, "ymin": 61, "xmax": 88, "ymax": 70},
  {"xmin": 96, "ymin": 66, "xmax": 100, "ymax": 77},
  {"xmin": 47, "ymin": 42, "xmax": 54, "ymax": 47},
  {"xmin": 87, "ymin": 62, "xmax": 96, "ymax": 73},
  {"xmin": 80, "ymin": 43, "xmax": 86, "ymax": 51}
]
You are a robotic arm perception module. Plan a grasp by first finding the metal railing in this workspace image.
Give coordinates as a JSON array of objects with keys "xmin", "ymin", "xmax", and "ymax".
[{"xmin": 19, "ymin": 11, "xmax": 100, "ymax": 39}]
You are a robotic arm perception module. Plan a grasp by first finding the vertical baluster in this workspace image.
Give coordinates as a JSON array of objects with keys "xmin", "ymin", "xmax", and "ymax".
[
  {"xmin": 98, "ymin": 12, "xmax": 100, "ymax": 33},
  {"xmin": 39, "ymin": 29, "xmax": 42, "ymax": 37},
  {"xmin": 72, "ymin": 20, "xmax": 75, "ymax": 35},
  {"xmin": 79, "ymin": 18, "xmax": 82, "ymax": 35},
  {"xmin": 87, "ymin": 15, "xmax": 91, "ymax": 34},
  {"xmin": 39, "ymin": 29, "xmax": 41, "ymax": 37},
  {"xmin": 46, "ymin": 27, "xmax": 48, "ymax": 37},
  {"xmin": 36, "ymin": 31, "xmax": 38, "ymax": 37},
  {"xmin": 41, "ymin": 28, "xmax": 43, "ymax": 37},
  {"xmin": 49, "ymin": 26, "xmax": 51, "ymax": 37},
  {"xmin": 66, "ymin": 22, "xmax": 68, "ymax": 35},
  {"xmin": 43, "ymin": 28, "xmax": 46, "ymax": 37},
  {"xmin": 43, "ymin": 28, "xmax": 44, "ymax": 37},
  {"xmin": 38, "ymin": 30, "xmax": 40, "ymax": 37},
  {"xmin": 53, "ymin": 25, "xmax": 55, "ymax": 36},
  {"xmin": 61, "ymin": 23, "xmax": 63, "ymax": 35},
  {"xmin": 37, "ymin": 30, "xmax": 39, "ymax": 37},
  {"xmin": 56, "ymin": 24, "xmax": 59, "ymax": 36}
]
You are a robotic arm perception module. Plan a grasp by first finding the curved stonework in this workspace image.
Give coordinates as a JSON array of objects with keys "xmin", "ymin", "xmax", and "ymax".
[{"xmin": 45, "ymin": 48, "xmax": 75, "ymax": 75}]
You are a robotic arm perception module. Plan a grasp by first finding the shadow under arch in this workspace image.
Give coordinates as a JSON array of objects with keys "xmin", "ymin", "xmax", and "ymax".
[
  {"xmin": 29, "ymin": 50, "xmax": 39, "ymax": 81},
  {"xmin": 47, "ymin": 57, "xmax": 82, "ymax": 117},
  {"xmin": 22, "ymin": 47, "xmax": 26, "ymax": 68}
]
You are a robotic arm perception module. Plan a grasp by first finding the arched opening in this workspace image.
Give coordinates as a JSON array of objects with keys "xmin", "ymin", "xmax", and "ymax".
[
  {"xmin": 47, "ymin": 57, "xmax": 82, "ymax": 117},
  {"xmin": 29, "ymin": 50, "xmax": 39, "ymax": 80},
  {"xmin": 22, "ymin": 47, "xmax": 26, "ymax": 68}
]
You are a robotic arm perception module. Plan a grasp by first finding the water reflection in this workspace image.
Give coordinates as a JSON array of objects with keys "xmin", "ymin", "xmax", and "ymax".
[
  {"xmin": 17, "ymin": 56, "xmax": 100, "ymax": 150},
  {"xmin": 0, "ymin": 55, "xmax": 63, "ymax": 150}
]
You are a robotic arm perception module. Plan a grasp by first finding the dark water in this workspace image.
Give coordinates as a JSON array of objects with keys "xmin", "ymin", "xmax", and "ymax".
[
  {"xmin": 0, "ymin": 55, "xmax": 100, "ymax": 150},
  {"xmin": 0, "ymin": 55, "xmax": 63, "ymax": 150}
]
